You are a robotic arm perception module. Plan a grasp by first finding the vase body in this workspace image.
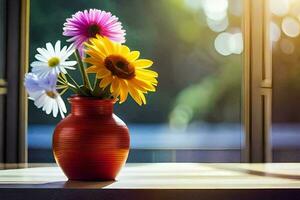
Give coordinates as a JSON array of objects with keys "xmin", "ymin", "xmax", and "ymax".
[{"xmin": 53, "ymin": 96, "xmax": 130, "ymax": 181}]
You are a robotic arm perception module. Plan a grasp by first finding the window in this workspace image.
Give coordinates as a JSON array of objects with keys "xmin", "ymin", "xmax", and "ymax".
[
  {"xmin": 270, "ymin": 0, "xmax": 300, "ymax": 162},
  {"xmin": 2, "ymin": 0, "xmax": 299, "ymax": 165},
  {"xmin": 28, "ymin": 0, "xmax": 245, "ymax": 163}
]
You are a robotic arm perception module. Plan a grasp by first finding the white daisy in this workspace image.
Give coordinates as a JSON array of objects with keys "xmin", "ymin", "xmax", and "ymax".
[
  {"xmin": 31, "ymin": 40, "xmax": 77, "ymax": 77},
  {"xmin": 24, "ymin": 72, "xmax": 67, "ymax": 118}
]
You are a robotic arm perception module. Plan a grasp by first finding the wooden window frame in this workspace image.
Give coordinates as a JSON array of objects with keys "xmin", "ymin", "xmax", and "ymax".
[{"xmin": 0, "ymin": 0, "xmax": 29, "ymax": 167}]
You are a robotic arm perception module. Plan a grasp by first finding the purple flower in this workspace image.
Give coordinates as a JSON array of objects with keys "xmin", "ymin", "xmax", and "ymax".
[
  {"xmin": 24, "ymin": 72, "xmax": 67, "ymax": 118},
  {"xmin": 24, "ymin": 73, "xmax": 44, "ymax": 93},
  {"xmin": 24, "ymin": 72, "xmax": 57, "ymax": 94},
  {"xmin": 63, "ymin": 9, "xmax": 126, "ymax": 54}
]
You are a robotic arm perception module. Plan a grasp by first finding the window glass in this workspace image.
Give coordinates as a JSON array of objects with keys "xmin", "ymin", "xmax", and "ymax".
[
  {"xmin": 270, "ymin": 0, "xmax": 300, "ymax": 161},
  {"xmin": 28, "ymin": 0, "xmax": 244, "ymax": 163}
]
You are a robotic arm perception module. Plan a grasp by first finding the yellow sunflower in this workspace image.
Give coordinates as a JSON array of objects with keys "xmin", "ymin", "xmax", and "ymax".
[{"xmin": 84, "ymin": 35, "xmax": 158, "ymax": 105}]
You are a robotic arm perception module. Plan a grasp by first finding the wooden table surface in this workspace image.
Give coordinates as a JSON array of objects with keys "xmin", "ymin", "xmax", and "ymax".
[{"xmin": 1, "ymin": 163, "xmax": 300, "ymax": 200}]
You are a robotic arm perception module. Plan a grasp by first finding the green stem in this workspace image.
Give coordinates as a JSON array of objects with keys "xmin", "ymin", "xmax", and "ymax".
[
  {"xmin": 91, "ymin": 78, "xmax": 112, "ymax": 98},
  {"xmin": 67, "ymin": 83, "xmax": 78, "ymax": 93},
  {"xmin": 59, "ymin": 88, "xmax": 68, "ymax": 96},
  {"xmin": 92, "ymin": 78, "xmax": 102, "ymax": 97},
  {"xmin": 75, "ymin": 49, "xmax": 92, "ymax": 91},
  {"xmin": 65, "ymin": 73, "xmax": 88, "ymax": 95}
]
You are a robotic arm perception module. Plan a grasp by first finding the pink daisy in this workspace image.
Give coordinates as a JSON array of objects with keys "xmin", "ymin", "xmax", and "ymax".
[{"xmin": 63, "ymin": 9, "xmax": 126, "ymax": 54}]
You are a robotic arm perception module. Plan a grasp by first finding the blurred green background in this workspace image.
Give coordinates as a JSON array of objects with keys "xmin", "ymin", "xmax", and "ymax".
[{"xmin": 29, "ymin": 0, "xmax": 242, "ymax": 128}]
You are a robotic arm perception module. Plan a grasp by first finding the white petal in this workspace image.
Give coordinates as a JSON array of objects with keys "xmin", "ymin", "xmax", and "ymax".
[
  {"xmin": 54, "ymin": 40, "xmax": 61, "ymax": 55},
  {"xmin": 34, "ymin": 94, "xmax": 46, "ymax": 108},
  {"xmin": 59, "ymin": 66, "xmax": 67, "ymax": 74},
  {"xmin": 61, "ymin": 61, "xmax": 77, "ymax": 66},
  {"xmin": 46, "ymin": 42, "xmax": 55, "ymax": 56},
  {"xmin": 45, "ymin": 99, "xmax": 53, "ymax": 114},
  {"xmin": 52, "ymin": 100, "xmax": 58, "ymax": 117},
  {"xmin": 63, "ymin": 66, "xmax": 76, "ymax": 70},
  {"xmin": 58, "ymin": 99, "xmax": 66, "ymax": 118},
  {"xmin": 31, "ymin": 61, "xmax": 48, "ymax": 67},
  {"xmin": 55, "ymin": 67, "xmax": 60, "ymax": 74},
  {"xmin": 37, "ymin": 48, "xmax": 51, "ymax": 59},
  {"xmin": 42, "ymin": 98, "xmax": 48, "ymax": 111},
  {"xmin": 31, "ymin": 66, "xmax": 49, "ymax": 72},
  {"xmin": 32, "ymin": 67, "xmax": 52, "ymax": 77},
  {"xmin": 61, "ymin": 45, "xmax": 75, "ymax": 61},
  {"xmin": 60, "ymin": 46, "xmax": 67, "ymax": 55},
  {"xmin": 57, "ymin": 95, "xmax": 67, "ymax": 113},
  {"xmin": 59, "ymin": 107, "xmax": 65, "ymax": 118},
  {"xmin": 35, "ymin": 54, "xmax": 48, "ymax": 62}
]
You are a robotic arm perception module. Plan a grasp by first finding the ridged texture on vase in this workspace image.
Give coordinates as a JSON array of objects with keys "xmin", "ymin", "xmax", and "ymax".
[{"xmin": 53, "ymin": 96, "xmax": 130, "ymax": 181}]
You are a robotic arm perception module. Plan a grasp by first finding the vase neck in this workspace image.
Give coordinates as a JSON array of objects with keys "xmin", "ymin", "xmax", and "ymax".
[{"xmin": 69, "ymin": 97, "xmax": 114, "ymax": 116}]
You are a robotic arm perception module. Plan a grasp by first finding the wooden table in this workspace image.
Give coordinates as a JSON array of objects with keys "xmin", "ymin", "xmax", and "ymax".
[{"xmin": 1, "ymin": 163, "xmax": 300, "ymax": 199}]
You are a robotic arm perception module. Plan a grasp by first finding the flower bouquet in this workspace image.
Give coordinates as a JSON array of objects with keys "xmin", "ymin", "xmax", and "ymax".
[{"xmin": 25, "ymin": 9, "xmax": 158, "ymax": 180}]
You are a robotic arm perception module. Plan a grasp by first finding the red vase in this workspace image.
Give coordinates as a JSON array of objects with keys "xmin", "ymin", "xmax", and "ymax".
[{"xmin": 53, "ymin": 96, "xmax": 130, "ymax": 181}]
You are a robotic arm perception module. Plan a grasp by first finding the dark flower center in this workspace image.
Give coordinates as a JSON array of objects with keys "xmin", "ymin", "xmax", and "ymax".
[
  {"xmin": 46, "ymin": 91, "xmax": 57, "ymax": 99},
  {"xmin": 48, "ymin": 57, "xmax": 60, "ymax": 67},
  {"xmin": 104, "ymin": 55, "xmax": 135, "ymax": 79},
  {"xmin": 87, "ymin": 24, "xmax": 101, "ymax": 38}
]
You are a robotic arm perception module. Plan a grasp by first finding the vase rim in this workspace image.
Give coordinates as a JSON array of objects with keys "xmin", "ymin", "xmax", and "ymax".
[{"xmin": 68, "ymin": 95, "xmax": 116, "ymax": 103}]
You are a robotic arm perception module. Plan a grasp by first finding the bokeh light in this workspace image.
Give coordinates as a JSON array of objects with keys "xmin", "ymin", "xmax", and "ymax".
[
  {"xmin": 230, "ymin": 32, "xmax": 243, "ymax": 54},
  {"xmin": 270, "ymin": 21, "xmax": 281, "ymax": 42},
  {"xmin": 281, "ymin": 16, "xmax": 300, "ymax": 38},
  {"xmin": 203, "ymin": 0, "xmax": 228, "ymax": 21},
  {"xmin": 280, "ymin": 38, "xmax": 295, "ymax": 54},
  {"xmin": 206, "ymin": 17, "xmax": 228, "ymax": 32},
  {"xmin": 270, "ymin": 0, "xmax": 290, "ymax": 16},
  {"xmin": 214, "ymin": 31, "xmax": 243, "ymax": 56},
  {"xmin": 214, "ymin": 32, "xmax": 233, "ymax": 56}
]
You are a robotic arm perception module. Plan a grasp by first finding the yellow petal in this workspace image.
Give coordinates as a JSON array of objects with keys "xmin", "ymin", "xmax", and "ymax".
[
  {"xmin": 119, "ymin": 80, "xmax": 128, "ymax": 103},
  {"xmin": 84, "ymin": 57, "xmax": 104, "ymax": 66},
  {"xmin": 137, "ymin": 69, "xmax": 158, "ymax": 77},
  {"xmin": 96, "ymin": 69, "xmax": 111, "ymax": 79},
  {"xmin": 127, "ymin": 51, "xmax": 140, "ymax": 62},
  {"xmin": 138, "ymin": 90, "xmax": 146, "ymax": 105},
  {"xmin": 86, "ymin": 65, "xmax": 98, "ymax": 73},
  {"xmin": 128, "ymin": 80, "xmax": 147, "ymax": 93},
  {"xmin": 135, "ymin": 77, "xmax": 158, "ymax": 86},
  {"xmin": 85, "ymin": 43, "xmax": 109, "ymax": 59},
  {"xmin": 85, "ymin": 49, "xmax": 106, "ymax": 60},
  {"xmin": 134, "ymin": 59, "xmax": 153, "ymax": 69},
  {"xmin": 120, "ymin": 45, "xmax": 130, "ymax": 55},
  {"xmin": 131, "ymin": 78, "xmax": 156, "ymax": 92},
  {"xmin": 99, "ymin": 76, "xmax": 113, "ymax": 88},
  {"xmin": 135, "ymin": 71, "xmax": 158, "ymax": 85},
  {"xmin": 102, "ymin": 36, "xmax": 115, "ymax": 54},
  {"xmin": 110, "ymin": 78, "xmax": 120, "ymax": 93},
  {"xmin": 114, "ymin": 43, "xmax": 121, "ymax": 53},
  {"xmin": 91, "ymin": 37, "xmax": 110, "ymax": 55},
  {"xmin": 128, "ymin": 84, "xmax": 142, "ymax": 106}
]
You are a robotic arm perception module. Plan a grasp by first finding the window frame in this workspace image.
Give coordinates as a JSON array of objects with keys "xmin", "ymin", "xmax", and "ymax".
[
  {"xmin": 0, "ymin": 0, "xmax": 29, "ymax": 167},
  {"xmin": 243, "ymin": 0, "xmax": 272, "ymax": 162}
]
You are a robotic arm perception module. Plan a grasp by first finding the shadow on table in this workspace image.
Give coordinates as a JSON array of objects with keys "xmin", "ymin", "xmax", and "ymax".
[
  {"xmin": 63, "ymin": 180, "xmax": 115, "ymax": 188},
  {"xmin": 210, "ymin": 165, "xmax": 300, "ymax": 180},
  {"xmin": 0, "ymin": 180, "xmax": 115, "ymax": 189}
]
